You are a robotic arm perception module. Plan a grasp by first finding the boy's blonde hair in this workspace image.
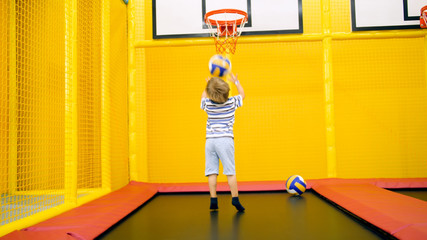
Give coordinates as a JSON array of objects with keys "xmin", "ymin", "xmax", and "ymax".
[{"xmin": 206, "ymin": 77, "xmax": 230, "ymax": 104}]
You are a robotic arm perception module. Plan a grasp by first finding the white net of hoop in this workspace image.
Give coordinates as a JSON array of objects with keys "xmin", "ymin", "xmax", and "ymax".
[{"xmin": 205, "ymin": 12, "xmax": 247, "ymax": 54}]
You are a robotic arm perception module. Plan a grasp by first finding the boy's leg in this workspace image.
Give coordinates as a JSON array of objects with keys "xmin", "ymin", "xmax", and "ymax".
[
  {"xmin": 208, "ymin": 174, "xmax": 219, "ymax": 210},
  {"xmin": 206, "ymin": 139, "xmax": 220, "ymax": 210},
  {"xmin": 227, "ymin": 175, "xmax": 238, "ymax": 197},
  {"xmin": 215, "ymin": 138, "xmax": 245, "ymax": 212},
  {"xmin": 208, "ymin": 174, "xmax": 218, "ymax": 197},
  {"xmin": 227, "ymin": 175, "xmax": 245, "ymax": 212}
]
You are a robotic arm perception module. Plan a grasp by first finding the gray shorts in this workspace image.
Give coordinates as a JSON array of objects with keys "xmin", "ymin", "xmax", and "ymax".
[{"xmin": 205, "ymin": 137, "xmax": 235, "ymax": 176}]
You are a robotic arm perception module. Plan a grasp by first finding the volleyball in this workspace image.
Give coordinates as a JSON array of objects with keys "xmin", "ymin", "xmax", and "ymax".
[
  {"xmin": 286, "ymin": 175, "xmax": 307, "ymax": 196},
  {"xmin": 208, "ymin": 54, "xmax": 231, "ymax": 78}
]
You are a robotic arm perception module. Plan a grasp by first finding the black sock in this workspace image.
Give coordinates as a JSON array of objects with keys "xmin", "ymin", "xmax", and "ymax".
[
  {"xmin": 232, "ymin": 197, "xmax": 245, "ymax": 212},
  {"xmin": 210, "ymin": 197, "xmax": 218, "ymax": 210}
]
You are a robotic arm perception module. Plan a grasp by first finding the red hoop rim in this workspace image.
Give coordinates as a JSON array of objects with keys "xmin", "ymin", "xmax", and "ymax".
[
  {"xmin": 204, "ymin": 9, "xmax": 248, "ymax": 26},
  {"xmin": 421, "ymin": 5, "xmax": 427, "ymax": 28}
]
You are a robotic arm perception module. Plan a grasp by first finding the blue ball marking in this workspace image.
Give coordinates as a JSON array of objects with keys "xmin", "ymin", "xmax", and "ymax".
[
  {"xmin": 210, "ymin": 64, "xmax": 227, "ymax": 76},
  {"xmin": 293, "ymin": 178, "xmax": 307, "ymax": 188},
  {"xmin": 286, "ymin": 175, "xmax": 307, "ymax": 195}
]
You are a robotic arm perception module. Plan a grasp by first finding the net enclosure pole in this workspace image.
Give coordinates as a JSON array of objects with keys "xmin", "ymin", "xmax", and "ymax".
[
  {"xmin": 101, "ymin": 0, "xmax": 112, "ymax": 192},
  {"xmin": 8, "ymin": 0, "xmax": 17, "ymax": 195},
  {"xmin": 64, "ymin": 0, "xmax": 78, "ymax": 206},
  {"xmin": 322, "ymin": 0, "xmax": 337, "ymax": 178}
]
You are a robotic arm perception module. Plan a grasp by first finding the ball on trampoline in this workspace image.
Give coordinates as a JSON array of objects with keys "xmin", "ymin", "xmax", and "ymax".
[
  {"xmin": 286, "ymin": 175, "xmax": 307, "ymax": 196},
  {"xmin": 208, "ymin": 54, "xmax": 231, "ymax": 78}
]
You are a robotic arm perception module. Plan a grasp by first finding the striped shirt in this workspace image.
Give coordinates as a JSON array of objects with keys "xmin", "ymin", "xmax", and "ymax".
[{"xmin": 201, "ymin": 95, "xmax": 243, "ymax": 138}]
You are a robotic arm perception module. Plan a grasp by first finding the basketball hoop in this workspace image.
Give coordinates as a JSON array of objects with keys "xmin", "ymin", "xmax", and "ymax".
[
  {"xmin": 204, "ymin": 9, "xmax": 248, "ymax": 55},
  {"xmin": 421, "ymin": 5, "xmax": 427, "ymax": 28}
]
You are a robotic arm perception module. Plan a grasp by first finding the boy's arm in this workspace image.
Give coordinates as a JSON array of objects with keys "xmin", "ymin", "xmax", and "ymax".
[
  {"xmin": 229, "ymin": 73, "xmax": 245, "ymax": 100},
  {"xmin": 202, "ymin": 77, "xmax": 209, "ymax": 100},
  {"xmin": 201, "ymin": 89, "xmax": 207, "ymax": 110}
]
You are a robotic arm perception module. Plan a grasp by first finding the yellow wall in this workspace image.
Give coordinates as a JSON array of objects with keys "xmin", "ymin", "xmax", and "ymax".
[
  {"xmin": 333, "ymin": 38, "xmax": 427, "ymax": 178},
  {"xmin": 132, "ymin": 0, "xmax": 427, "ymax": 183}
]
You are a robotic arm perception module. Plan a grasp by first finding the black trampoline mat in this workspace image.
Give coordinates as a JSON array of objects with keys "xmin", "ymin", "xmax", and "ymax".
[
  {"xmin": 390, "ymin": 189, "xmax": 427, "ymax": 202},
  {"xmin": 97, "ymin": 191, "xmax": 386, "ymax": 240}
]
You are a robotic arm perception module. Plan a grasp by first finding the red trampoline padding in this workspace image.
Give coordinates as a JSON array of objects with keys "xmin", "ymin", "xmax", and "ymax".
[
  {"xmin": 1, "ymin": 230, "xmax": 78, "ymax": 240},
  {"xmin": 309, "ymin": 178, "xmax": 427, "ymax": 189},
  {"xmin": 313, "ymin": 183, "xmax": 427, "ymax": 240},
  {"xmin": 394, "ymin": 223, "xmax": 427, "ymax": 240},
  {"xmin": 1, "ymin": 182, "xmax": 158, "ymax": 240}
]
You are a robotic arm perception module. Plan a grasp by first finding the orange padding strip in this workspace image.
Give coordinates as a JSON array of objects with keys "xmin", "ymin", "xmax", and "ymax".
[
  {"xmin": 1, "ymin": 178, "xmax": 426, "ymax": 240},
  {"xmin": 156, "ymin": 180, "xmax": 299, "ymax": 192},
  {"xmin": 311, "ymin": 179, "xmax": 427, "ymax": 240},
  {"xmin": 156, "ymin": 178, "xmax": 426, "ymax": 192}
]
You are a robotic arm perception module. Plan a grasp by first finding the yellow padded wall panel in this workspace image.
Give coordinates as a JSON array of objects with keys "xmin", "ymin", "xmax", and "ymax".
[
  {"xmin": 142, "ymin": 41, "xmax": 327, "ymax": 183},
  {"xmin": 143, "ymin": 45, "xmax": 212, "ymax": 183},
  {"xmin": 232, "ymin": 41, "xmax": 327, "ymax": 181},
  {"xmin": 135, "ymin": 0, "xmax": 151, "ymax": 41},
  {"xmin": 330, "ymin": 0, "xmax": 351, "ymax": 33},
  {"xmin": 302, "ymin": 0, "xmax": 322, "ymax": 34},
  {"xmin": 109, "ymin": 0, "xmax": 129, "ymax": 190},
  {"xmin": 333, "ymin": 38, "xmax": 427, "ymax": 178},
  {"xmin": 135, "ymin": 48, "xmax": 149, "ymax": 181}
]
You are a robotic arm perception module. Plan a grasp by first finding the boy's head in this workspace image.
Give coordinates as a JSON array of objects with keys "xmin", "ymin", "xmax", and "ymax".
[{"xmin": 206, "ymin": 77, "xmax": 230, "ymax": 104}]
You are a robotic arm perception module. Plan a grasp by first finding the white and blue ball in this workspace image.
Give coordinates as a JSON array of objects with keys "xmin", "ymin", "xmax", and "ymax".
[
  {"xmin": 209, "ymin": 54, "xmax": 231, "ymax": 78},
  {"xmin": 286, "ymin": 175, "xmax": 307, "ymax": 196}
]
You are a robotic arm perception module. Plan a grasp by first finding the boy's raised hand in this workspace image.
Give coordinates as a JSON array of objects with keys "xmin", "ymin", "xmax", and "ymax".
[
  {"xmin": 230, "ymin": 72, "xmax": 244, "ymax": 99},
  {"xmin": 229, "ymin": 73, "xmax": 239, "ymax": 84}
]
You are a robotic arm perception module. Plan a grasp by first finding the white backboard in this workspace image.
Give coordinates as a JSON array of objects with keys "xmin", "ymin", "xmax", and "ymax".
[
  {"xmin": 153, "ymin": 0, "xmax": 303, "ymax": 39},
  {"xmin": 351, "ymin": 0, "xmax": 427, "ymax": 31}
]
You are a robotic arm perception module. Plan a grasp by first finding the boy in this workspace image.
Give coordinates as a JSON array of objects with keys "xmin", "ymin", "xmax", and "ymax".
[{"xmin": 200, "ymin": 73, "xmax": 245, "ymax": 212}]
